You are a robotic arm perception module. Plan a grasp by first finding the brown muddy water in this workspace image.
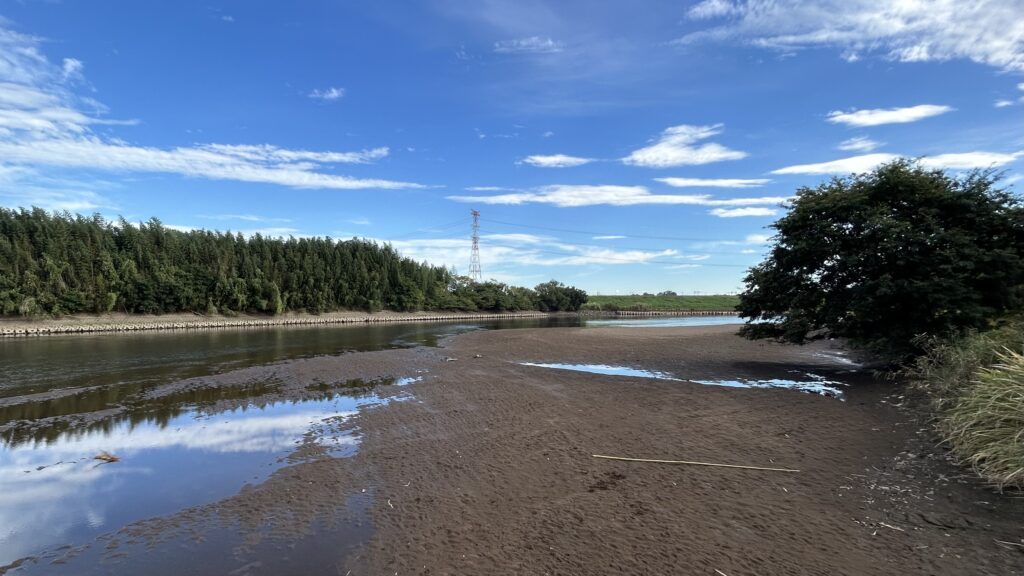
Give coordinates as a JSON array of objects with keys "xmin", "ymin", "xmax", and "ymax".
[{"xmin": 0, "ymin": 315, "xmax": 743, "ymax": 573}]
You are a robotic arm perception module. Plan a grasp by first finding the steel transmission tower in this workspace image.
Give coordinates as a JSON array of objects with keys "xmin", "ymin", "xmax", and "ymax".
[{"xmin": 468, "ymin": 209, "xmax": 482, "ymax": 282}]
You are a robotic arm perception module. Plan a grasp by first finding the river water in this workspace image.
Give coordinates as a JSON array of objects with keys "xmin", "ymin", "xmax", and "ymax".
[{"xmin": 0, "ymin": 315, "xmax": 742, "ymax": 573}]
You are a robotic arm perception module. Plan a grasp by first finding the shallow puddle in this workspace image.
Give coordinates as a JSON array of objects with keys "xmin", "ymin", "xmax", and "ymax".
[
  {"xmin": 0, "ymin": 388, "xmax": 389, "ymax": 568},
  {"xmin": 521, "ymin": 363, "xmax": 845, "ymax": 398},
  {"xmin": 520, "ymin": 362, "xmax": 682, "ymax": 381},
  {"xmin": 690, "ymin": 372, "xmax": 846, "ymax": 398}
]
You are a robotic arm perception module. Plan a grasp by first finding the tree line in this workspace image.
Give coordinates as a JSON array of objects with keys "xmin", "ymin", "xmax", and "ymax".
[{"xmin": 0, "ymin": 208, "xmax": 587, "ymax": 317}]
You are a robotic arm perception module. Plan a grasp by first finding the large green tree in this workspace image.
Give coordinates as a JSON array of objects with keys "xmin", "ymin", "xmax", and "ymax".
[{"xmin": 738, "ymin": 160, "xmax": 1024, "ymax": 360}]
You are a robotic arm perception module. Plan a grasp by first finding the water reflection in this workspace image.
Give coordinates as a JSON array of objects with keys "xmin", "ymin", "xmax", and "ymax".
[
  {"xmin": 0, "ymin": 382, "xmax": 282, "ymax": 447},
  {"xmin": 0, "ymin": 318, "xmax": 583, "ymax": 402},
  {"xmin": 690, "ymin": 372, "xmax": 846, "ymax": 398},
  {"xmin": 521, "ymin": 362, "xmax": 683, "ymax": 381},
  {"xmin": 0, "ymin": 390, "xmax": 383, "ymax": 567}
]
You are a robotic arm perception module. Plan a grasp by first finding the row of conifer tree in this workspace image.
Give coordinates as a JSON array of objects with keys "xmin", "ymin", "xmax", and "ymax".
[{"xmin": 0, "ymin": 208, "xmax": 587, "ymax": 317}]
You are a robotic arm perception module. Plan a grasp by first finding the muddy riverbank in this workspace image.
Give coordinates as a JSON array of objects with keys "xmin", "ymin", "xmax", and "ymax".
[{"xmin": 2, "ymin": 324, "xmax": 1021, "ymax": 575}]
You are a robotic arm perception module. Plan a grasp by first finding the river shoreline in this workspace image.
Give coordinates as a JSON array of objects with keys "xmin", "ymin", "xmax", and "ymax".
[{"xmin": 0, "ymin": 309, "xmax": 736, "ymax": 337}]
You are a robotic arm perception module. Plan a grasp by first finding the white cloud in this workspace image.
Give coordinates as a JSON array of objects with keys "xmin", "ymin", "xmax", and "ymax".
[
  {"xmin": 655, "ymin": 177, "xmax": 769, "ymax": 188},
  {"xmin": 995, "ymin": 99, "xmax": 1015, "ymax": 108},
  {"xmin": 448, "ymin": 183, "xmax": 788, "ymax": 208},
  {"xmin": 772, "ymin": 153, "xmax": 899, "ymax": 174},
  {"xmin": 60, "ymin": 58, "xmax": 83, "ymax": 81},
  {"xmin": 521, "ymin": 154, "xmax": 594, "ymax": 168},
  {"xmin": 0, "ymin": 139, "xmax": 418, "ymax": 190},
  {"xmin": 918, "ymin": 151, "xmax": 1023, "ymax": 169},
  {"xmin": 710, "ymin": 207, "xmax": 778, "ymax": 218},
  {"xmin": 348, "ymin": 217, "xmax": 371, "ymax": 226},
  {"xmin": 623, "ymin": 124, "xmax": 746, "ymax": 168},
  {"xmin": 197, "ymin": 214, "xmax": 292, "ymax": 223},
  {"xmin": 0, "ymin": 24, "xmax": 421, "ymax": 194},
  {"xmin": 681, "ymin": 1, "xmax": 1024, "ymax": 72},
  {"xmin": 593, "ymin": 235, "xmax": 625, "ymax": 240},
  {"xmin": 387, "ymin": 233, "xmax": 677, "ymax": 270},
  {"xmin": 688, "ymin": 0, "xmax": 741, "ymax": 19},
  {"xmin": 464, "ymin": 186, "xmax": 511, "ymax": 192},
  {"xmin": 773, "ymin": 151, "xmax": 1022, "ymax": 175},
  {"xmin": 837, "ymin": 136, "xmax": 882, "ymax": 152},
  {"xmin": 308, "ymin": 87, "xmax": 345, "ymax": 101},
  {"xmin": 827, "ymin": 104, "xmax": 953, "ymax": 127},
  {"xmin": 494, "ymin": 36, "xmax": 564, "ymax": 54},
  {"xmin": 0, "ymin": 186, "xmax": 111, "ymax": 212}
]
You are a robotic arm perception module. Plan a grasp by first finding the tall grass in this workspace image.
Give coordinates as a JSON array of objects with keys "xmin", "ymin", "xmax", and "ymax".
[
  {"xmin": 905, "ymin": 318, "xmax": 1024, "ymax": 490},
  {"xmin": 944, "ymin": 351, "xmax": 1024, "ymax": 490}
]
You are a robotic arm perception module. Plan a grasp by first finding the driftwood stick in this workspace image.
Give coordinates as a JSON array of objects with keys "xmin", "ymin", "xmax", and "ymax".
[{"xmin": 592, "ymin": 454, "xmax": 800, "ymax": 473}]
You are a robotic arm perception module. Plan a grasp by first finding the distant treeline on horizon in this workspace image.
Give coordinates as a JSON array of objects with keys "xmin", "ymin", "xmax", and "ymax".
[{"xmin": 0, "ymin": 208, "xmax": 587, "ymax": 317}]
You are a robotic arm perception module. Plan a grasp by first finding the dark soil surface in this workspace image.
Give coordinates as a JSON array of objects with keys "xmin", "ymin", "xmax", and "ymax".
[{"xmin": 5, "ymin": 325, "xmax": 1022, "ymax": 575}]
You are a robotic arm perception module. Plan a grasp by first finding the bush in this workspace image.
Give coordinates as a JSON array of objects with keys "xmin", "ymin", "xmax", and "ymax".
[
  {"xmin": 739, "ymin": 160, "xmax": 1024, "ymax": 361},
  {"xmin": 944, "ymin": 350, "xmax": 1024, "ymax": 490}
]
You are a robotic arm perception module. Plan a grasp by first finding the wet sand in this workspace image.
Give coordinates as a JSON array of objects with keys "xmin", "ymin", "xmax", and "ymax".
[{"xmin": 4, "ymin": 325, "xmax": 1022, "ymax": 575}]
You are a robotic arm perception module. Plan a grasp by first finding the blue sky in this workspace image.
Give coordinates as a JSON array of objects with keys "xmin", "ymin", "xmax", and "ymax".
[{"xmin": 1, "ymin": 1, "xmax": 1022, "ymax": 294}]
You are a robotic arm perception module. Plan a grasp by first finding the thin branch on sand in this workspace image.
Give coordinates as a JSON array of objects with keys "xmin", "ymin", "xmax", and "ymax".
[{"xmin": 592, "ymin": 454, "xmax": 799, "ymax": 473}]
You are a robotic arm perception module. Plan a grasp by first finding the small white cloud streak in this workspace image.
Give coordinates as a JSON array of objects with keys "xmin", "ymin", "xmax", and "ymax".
[
  {"xmin": 521, "ymin": 154, "xmax": 594, "ymax": 168},
  {"xmin": 773, "ymin": 151, "xmax": 1022, "ymax": 174},
  {"xmin": 622, "ymin": 124, "xmax": 746, "ymax": 167},
  {"xmin": 994, "ymin": 99, "xmax": 1015, "ymax": 108},
  {"xmin": 593, "ymin": 235, "xmax": 625, "ymax": 240},
  {"xmin": 710, "ymin": 207, "xmax": 779, "ymax": 217},
  {"xmin": 655, "ymin": 177, "xmax": 769, "ymax": 188},
  {"xmin": 772, "ymin": 153, "xmax": 899, "ymax": 174},
  {"xmin": 493, "ymin": 37, "xmax": 564, "ymax": 54},
  {"xmin": 837, "ymin": 136, "xmax": 882, "ymax": 152},
  {"xmin": 448, "ymin": 184, "xmax": 789, "ymax": 208},
  {"xmin": 827, "ymin": 104, "xmax": 953, "ymax": 127},
  {"xmin": 0, "ymin": 139, "xmax": 418, "ymax": 190},
  {"xmin": 919, "ymin": 151, "xmax": 1023, "ymax": 170},
  {"xmin": 384, "ymin": 233, "xmax": 678, "ymax": 269},
  {"xmin": 197, "ymin": 214, "xmax": 292, "ymax": 223},
  {"xmin": 308, "ymin": 87, "xmax": 345, "ymax": 101}
]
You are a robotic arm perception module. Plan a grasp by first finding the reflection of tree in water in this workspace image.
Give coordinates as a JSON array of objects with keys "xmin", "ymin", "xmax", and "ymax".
[{"xmin": 0, "ymin": 377, "xmax": 391, "ymax": 447}]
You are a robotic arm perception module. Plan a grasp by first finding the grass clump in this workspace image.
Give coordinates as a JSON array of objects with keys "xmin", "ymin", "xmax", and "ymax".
[
  {"xmin": 944, "ymin": 351, "xmax": 1024, "ymax": 490},
  {"xmin": 905, "ymin": 319, "xmax": 1024, "ymax": 490}
]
